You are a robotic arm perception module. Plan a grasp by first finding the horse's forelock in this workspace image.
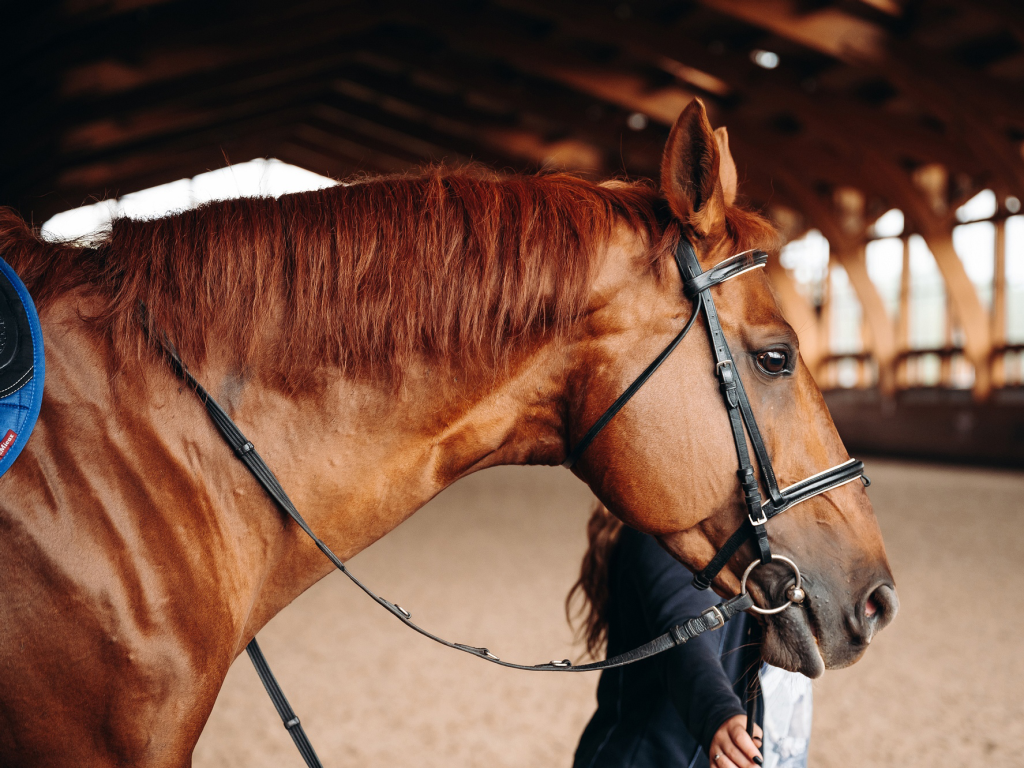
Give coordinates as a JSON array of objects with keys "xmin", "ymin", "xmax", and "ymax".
[{"xmin": 725, "ymin": 204, "xmax": 782, "ymax": 255}]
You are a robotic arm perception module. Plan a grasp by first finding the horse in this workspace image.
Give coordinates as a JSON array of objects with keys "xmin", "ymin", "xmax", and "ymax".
[{"xmin": 0, "ymin": 99, "xmax": 897, "ymax": 766}]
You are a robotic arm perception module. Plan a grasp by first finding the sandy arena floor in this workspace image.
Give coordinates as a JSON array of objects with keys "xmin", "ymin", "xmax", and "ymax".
[{"xmin": 193, "ymin": 460, "xmax": 1024, "ymax": 768}]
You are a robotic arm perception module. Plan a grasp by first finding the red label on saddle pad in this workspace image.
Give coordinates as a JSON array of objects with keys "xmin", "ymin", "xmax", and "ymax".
[{"xmin": 0, "ymin": 429, "xmax": 17, "ymax": 459}]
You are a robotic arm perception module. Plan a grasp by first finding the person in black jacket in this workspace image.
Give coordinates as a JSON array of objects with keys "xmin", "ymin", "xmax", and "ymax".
[{"xmin": 569, "ymin": 507, "xmax": 766, "ymax": 768}]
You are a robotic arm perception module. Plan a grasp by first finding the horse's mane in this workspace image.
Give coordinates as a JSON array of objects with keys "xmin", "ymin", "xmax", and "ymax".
[{"xmin": 0, "ymin": 167, "xmax": 774, "ymax": 391}]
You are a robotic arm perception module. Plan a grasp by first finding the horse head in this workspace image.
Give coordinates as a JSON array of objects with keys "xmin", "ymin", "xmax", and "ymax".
[{"xmin": 569, "ymin": 99, "xmax": 897, "ymax": 677}]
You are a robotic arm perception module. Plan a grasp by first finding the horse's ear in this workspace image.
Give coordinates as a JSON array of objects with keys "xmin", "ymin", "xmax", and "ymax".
[
  {"xmin": 714, "ymin": 127, "xmax": 738, "ymax": 206},
  {"xmin": 660, "ymin": 99, "xmax": 727, "ymax": 239}
]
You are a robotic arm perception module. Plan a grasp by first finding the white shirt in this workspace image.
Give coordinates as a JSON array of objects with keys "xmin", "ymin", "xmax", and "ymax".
[{"xmin": 759, "ymin": 665, "xmax": 813, "ymax": 768}]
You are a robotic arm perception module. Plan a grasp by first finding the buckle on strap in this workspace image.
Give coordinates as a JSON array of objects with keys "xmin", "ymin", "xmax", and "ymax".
[
  {"xmin": 718, "ymin": 360, "xmax": 740, "ymax": 406},
  {"xmin": 701, "ymin": 605, "xmax": 725, "ymax": 630},
  {"xmin": 749, "ymin": 507, "xmax": 768, "ymax": 526}
]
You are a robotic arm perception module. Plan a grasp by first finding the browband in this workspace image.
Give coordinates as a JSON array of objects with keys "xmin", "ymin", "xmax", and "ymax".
[{"xmin": 683, "ymin": 249, "xmax": 768, "ymax": 297}]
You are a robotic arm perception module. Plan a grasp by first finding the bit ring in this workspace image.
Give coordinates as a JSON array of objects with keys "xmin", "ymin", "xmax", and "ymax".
[{"xmin": 740, "ymin": 555, "xmax": 803, "ymax": 615}]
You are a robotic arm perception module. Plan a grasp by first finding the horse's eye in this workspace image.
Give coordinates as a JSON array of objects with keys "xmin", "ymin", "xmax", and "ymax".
[{"xmin": 756, "ymin": 349, "xmax": 790, "ymax": 375}]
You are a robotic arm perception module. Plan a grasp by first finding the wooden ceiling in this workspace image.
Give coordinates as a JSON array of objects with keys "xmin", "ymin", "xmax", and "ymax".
[{"xmin": 6, "ymin": 0, "xmax": 1024, "ymax": 237}]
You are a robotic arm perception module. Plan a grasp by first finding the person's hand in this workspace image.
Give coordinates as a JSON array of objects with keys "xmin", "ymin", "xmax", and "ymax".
[{"xmin": 708, "ymin": 714, "xmax": 763, "ymax": 768}]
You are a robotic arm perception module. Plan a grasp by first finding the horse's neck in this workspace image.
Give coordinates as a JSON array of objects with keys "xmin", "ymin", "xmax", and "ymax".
[
  {"xmin": 23, "ymin": 281, "xmax": 574, "ymax": 656},
  {"xmin": 48, "ymin": 291, "xmax": 568, "ymax": 632},
  {"xmin": 20, "ymin": 214, "xmax": 668, "ymax": 652},
  {"xmin": 231, "ymin": 343, "xmax": 572, "ymax": 636}
]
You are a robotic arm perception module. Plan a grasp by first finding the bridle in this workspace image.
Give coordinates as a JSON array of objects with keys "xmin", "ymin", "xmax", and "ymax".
[
  {"xmin": 563, "ymin": 239, "xmax": 868, "ymax": 599},
  {"xmin": 155, "ymin": 237, "xmax": 869, "ymax": 767}
]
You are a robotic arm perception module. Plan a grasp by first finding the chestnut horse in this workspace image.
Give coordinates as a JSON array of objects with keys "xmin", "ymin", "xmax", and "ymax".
[{"xmin": 0, "ymin": 101, "xmax": 896, "ymax": 766}]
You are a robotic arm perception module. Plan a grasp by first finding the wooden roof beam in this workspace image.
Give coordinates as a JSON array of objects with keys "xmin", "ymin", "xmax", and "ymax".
[
  {"xmin": 337, "ymin": 46, "xmax": 667, "ymax": 175},
  {"xmin": 394, "ymin": 5, "xmax": 708, "ymax": 122},
  {"xmin": 699, "ymin": 0, "xmax": 1024, "ymax": 193},
  {"xmin": 739, "ymin": 130, "xmax": 994, "ymax": 399},
  {"xmin": 316, "ymin": 81, "xmax": 605, "ymax": 173},
  {"xmin": 493, "ymin": 0, "xmax": 985, "ymax": 187}
]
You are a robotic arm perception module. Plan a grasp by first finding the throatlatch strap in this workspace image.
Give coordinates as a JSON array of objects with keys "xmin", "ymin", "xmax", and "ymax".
[
  {"xmin": 693, "ymin": 524, "xmax": 750, "ymax": 591},
  {"xmin": 563, "ymin": 294, "xmax": 704, "ymax": 469}
]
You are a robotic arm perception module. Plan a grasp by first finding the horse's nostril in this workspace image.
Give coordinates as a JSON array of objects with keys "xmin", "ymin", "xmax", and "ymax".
[
  {"xmin": 864, "ymin": 594, "xmax": 879, "ymax": 619},
  {"xmin": 865, "ymin": 583, "xmax": 898, "ymax": 629},
  {"xmin": 847, "ymin": 583, "xmax": 898, "ymax": 645}
]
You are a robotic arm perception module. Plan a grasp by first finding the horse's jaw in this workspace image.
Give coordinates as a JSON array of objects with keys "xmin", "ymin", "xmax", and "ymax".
[{"xmin": 759, "ymin": 604, "xmax": 826, "ymax": 678}]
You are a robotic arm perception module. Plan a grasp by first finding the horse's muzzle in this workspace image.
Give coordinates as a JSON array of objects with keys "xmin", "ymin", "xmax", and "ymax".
[{"xmin": 754, "ymin": 562, "xmax": 899, "ymax": 677}]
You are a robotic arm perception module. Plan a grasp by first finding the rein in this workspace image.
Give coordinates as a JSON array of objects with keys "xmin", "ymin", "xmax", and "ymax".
[{"xmin": 155, "ymin": 237, "xmax": 867, "ymax": 766}]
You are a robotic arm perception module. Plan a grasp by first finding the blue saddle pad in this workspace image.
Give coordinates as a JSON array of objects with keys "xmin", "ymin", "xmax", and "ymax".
[{"xmin": 0, "ymin": 256, "xmax": 44, "ymax": 478}]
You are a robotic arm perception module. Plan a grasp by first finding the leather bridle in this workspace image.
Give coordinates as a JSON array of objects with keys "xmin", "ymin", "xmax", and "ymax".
[
  {"xmin": 563, "ymin": 239, "xmax": 868, "ymax": 595},
  {"xmin": 155, "ymin": 237, "xmax": 869, "ymax": 767}
]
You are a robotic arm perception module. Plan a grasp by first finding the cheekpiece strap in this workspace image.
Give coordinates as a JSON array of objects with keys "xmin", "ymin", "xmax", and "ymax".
[
  {"xmin": 676, "ymin": 242, "xmax": 784, "ymax": 505},
  {"xmin": 676, "ymin": 241, "xmax": 775, "ymax": 562}
]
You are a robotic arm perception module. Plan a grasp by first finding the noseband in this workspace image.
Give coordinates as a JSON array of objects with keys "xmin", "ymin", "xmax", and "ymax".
[{"xmin": 155, "ymin": 237, "xmax": 869, "ymax": 767}]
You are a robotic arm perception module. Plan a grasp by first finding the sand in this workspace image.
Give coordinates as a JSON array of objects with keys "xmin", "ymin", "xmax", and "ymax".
[{"xmin": 192, "ymin": 460, "xmax": 1024, "ymax": 768}]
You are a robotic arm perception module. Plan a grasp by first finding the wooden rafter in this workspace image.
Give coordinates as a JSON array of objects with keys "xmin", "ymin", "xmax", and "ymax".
[{"xmin": 5, "ymin": 0, "xmax": 1024, "ymax": 399}]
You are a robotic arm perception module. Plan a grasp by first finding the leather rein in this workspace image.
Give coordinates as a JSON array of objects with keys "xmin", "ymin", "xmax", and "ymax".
[{"xmin": 155, "ymin": 237, "xmax": 868, "ymax": 766}]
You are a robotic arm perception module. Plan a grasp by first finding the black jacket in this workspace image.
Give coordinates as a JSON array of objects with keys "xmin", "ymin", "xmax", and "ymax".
[{"xmin": 573, "ymin": 527, "xmax": 761, "ymax": 768}]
